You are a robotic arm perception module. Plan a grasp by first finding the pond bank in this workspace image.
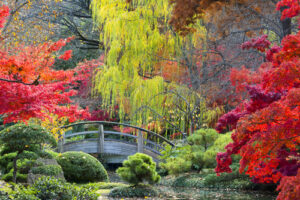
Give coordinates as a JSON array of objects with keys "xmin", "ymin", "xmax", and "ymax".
[{"xmin": 103, "ymin": 171, "xmax": 277, "ymax": 200}]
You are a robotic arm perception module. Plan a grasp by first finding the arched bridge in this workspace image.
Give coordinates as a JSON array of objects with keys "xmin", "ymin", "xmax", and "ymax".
[{"xmin": 58, "ymin": 121, "xmax": 174, "ymax": 163}]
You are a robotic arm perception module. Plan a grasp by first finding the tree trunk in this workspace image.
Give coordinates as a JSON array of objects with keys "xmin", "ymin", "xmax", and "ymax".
[
  {"xmin": 280, "ymin": 6, "xmax": 291, "ymax": 39},
  {"xmin": 12, "ymin": 153, "xmax": 19, "ymax": 184}
]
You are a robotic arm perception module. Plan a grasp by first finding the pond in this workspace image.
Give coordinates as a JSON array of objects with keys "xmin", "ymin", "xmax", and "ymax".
[
  {"xmin": 106, "ymin": 171, "xmax": 276, "ymax": 200},
  {"xmin": 158, "ymin": 186, "xmax": 276, "ymax": 200}
]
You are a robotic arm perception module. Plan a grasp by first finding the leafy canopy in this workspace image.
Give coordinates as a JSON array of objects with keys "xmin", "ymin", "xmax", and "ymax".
[{"xmin": 0, "ymin": 5, "xmax": 91, "ymax": 124}]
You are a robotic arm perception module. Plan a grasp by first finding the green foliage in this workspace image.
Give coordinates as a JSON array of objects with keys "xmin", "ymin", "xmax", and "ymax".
[
  {"xmin": 0, "ymin": 152, "xmax": 18, "ymax": 173},
  {"xmin": 109, "ymin": 185, "xmax": 158, "ymax": 198},
  {"xmin": 80, "ymin": 182, "xmax": 127, "ymax": 190},
  {"xmin": 160, "ymin": 169, "xmax": 261, "ymax": 190},
  {"xmin": 0, "ymin": 123, "xmax": 57, "ymax": 182},
  {"xmin": 0, "ymin": 177, "xmax": 97, "ymax": 200},
  {"xmin": 7, "ymin": 185, "xmax": 39, "ymax": 200},
  {"xmin": 0, "ymin": 151, "xmax": 40, "ymax": 182},
  {"xmin": 0, "ymin": 177, "xmax": 98, "ymax": 200},
  {"xmin": 90, "ymin": 0, "xmax": 217, "ymax": 133},
  {"xmin": 160, "ymin": 157, "xmax": 192, "ymax": 175},
  {"xmin": 33, "ymin": 176, "xmax": 97, "ymax": 200},
  {"xmin": 44, "ymin": 150, "xmax": 59, "ymax": 159},
  {"xmin": 116, "ymin": 153, "xmax": 160, "ymax": 185},
  {"xmin": 31, "ymin": 165, "xmax": 63, "ymax": 176},
  {"xmin": 2, "ymin": 171, "xmax": 27, "ymax": 183},
  {"xmin": 160, "ymin": 130, "xmax": 233, "ymax": 175},
  {"xmin": 56, "ymin": 151, "xmax": 108, "ymax": 183},
  {"xmin": 187, "ymin": 129, "xmax": 219, "ymax": 150},
  {"xmin": 0, "ymin": 123, "xmax": 57, "ymax": 153}
]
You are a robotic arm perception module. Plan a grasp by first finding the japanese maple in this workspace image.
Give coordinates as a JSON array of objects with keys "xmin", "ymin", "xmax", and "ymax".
[
  {"xmin": 215, "ymin": 2, "xmax": 300, "ymax": 199},
  {"xmin": 0, "ymin": 6, "xmax": 91, "ymax": 123}
]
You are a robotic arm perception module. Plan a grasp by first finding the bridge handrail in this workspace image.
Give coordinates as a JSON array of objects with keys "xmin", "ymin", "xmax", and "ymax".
[
  {"xmin": 61, "ymin": 121, "xmax": 174, "ymax": 146},
  {"xmin": 65, "ymin": 130, "xmax": 138, "ymax": 139},
  {"xmin": 65, "ymin": 131, "xmax": 98, "ymax": 138}
]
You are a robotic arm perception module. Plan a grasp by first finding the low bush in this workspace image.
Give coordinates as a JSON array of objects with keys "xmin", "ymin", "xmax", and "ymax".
[
  {"xmin": 1, "ymin": 176, "xmax": 98, "ymax": 200},
  {"xmin": 109, "ymin": 185, "xmax": 158, "ymax": 198},
  {"xmin": 33, "ymin": 176, "xmax": 97, "ymax": 200},
  {"xmin": 0, "ymin": 123, "xmax": 56, "ymax": 183},
  {"xmin": 80, "ymin": 182, "xmax": 127, "ymax": 190},
  {"xmin": 56, "ymin": 151, "xmax": 108, "ymax": 183},
  {"xmin": 44, "ymin": 150, "xmax": 59, "ymax": 159},
  {"xmin": 31, "ymin": 165, "xmax": 63, "ymax": 176},
  {"xmin": 2, "ymin": 171, "xmax": 27, "ymax": 183},
  {"xmin": 160, "ymin": 168, "xmax": 273, "ymax": 190},
  {"xmin": 160, "ymin": 129, "xmax": 233, "ymax": 175},
  {"xmin": 160, "ymin": 157, "xmax": 192, "ymax": 175},
  {"xmin": 116, "ymin": 153, "xmax": 160, "ymax": 185},
  {"xmin": 0, "ymin": 151, "xmax": 53, "ymax": 183}
]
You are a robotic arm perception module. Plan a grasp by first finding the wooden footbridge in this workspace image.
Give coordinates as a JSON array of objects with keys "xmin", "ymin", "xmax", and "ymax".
[{"xmin": 58, "ymin": 121, "xmax": 174, "ymax": 163}]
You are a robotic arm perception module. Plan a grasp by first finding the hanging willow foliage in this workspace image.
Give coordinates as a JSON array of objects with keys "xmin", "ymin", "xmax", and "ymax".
[{"xmin": 91, "ymin": 0, "xmax": 221, "ymax": 133}]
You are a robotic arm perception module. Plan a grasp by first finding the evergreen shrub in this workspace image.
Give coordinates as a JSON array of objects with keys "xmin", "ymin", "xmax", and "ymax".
[
  {"xmin": 56, "ymin": 151, "xmax": 108, "ymax": 183},
  {"xmin": 116, "ymin": 153, "xmax": 160, "ymax": 185},
  {"xmin": 109, "ymin": 185, "xmax": 158, "ymax": 198},
  {"xmin": 0, "ymin": 123, "xmax": 56, "ymax": 183},
  {"xmin": 160, "ymin": 129, "xmax": 233, "ymax": 175}
]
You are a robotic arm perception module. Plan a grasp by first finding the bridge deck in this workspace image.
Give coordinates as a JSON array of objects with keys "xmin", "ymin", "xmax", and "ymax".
[{"xmin": 58, "ymin": 121, "xmax": 174, "ymax": 163}]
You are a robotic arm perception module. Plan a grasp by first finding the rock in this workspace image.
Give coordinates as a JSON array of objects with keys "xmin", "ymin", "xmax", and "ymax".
[
  {"xmin": 0, "ymin": 180, "xmax": 6, "ymax": 189},
  {"xmin": 27, "ymin": 158, "xmax": 65, "ymax": 185}
]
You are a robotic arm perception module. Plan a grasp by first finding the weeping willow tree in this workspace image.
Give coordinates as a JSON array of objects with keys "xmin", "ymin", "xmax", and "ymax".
[{"xmin": 91, "ymin": 0, "xmax": 222, "ymax": 134}]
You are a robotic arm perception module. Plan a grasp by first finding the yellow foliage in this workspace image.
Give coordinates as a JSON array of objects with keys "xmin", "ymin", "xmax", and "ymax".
[
  {"xmin": 91, "ymin": 0, "xmax": 216, "ymax": 132},
  {"xmin": 30, "ymin": 113, "xmax": 71, "ymax": 141}
]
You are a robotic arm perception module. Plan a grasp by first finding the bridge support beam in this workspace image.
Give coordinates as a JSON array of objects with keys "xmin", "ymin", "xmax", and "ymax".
[
  {"xmin": 58, "ymin": 133, "xmax": 65, "ymax": 153},
  {"xmin": 137, "ymin": 130, "xmax": 144, "ymax": 153},
  {"xmin": 98, "ymin": 124, "xmax": 105, "ymax": 154}
]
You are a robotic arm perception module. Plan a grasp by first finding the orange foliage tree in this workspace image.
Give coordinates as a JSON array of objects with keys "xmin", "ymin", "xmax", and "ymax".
[{"xmin": 0, "ymin": 5, "xmax": 90, "ymax": 124}]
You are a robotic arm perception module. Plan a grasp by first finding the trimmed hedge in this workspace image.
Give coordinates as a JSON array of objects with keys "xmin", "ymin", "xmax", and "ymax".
[
  {"xmin": 109, "ymin": 185, "xmax": 158, "ymax": 198},
  {"xmin": 56, "ymin": 151, "xmax": 108, "ymax": 183}
]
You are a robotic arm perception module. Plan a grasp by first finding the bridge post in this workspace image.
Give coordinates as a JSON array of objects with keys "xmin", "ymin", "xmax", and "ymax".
[
  {"xmin": 98, "ymin": 124, "xmax": 105, "ymax": 154},
  {"xmin": 58, "ymin": 133, "xmax": 65, "ymax": 153},
  {"xmin": 137, "ymin": 130, "xmax": 144, "ymax": 153}
]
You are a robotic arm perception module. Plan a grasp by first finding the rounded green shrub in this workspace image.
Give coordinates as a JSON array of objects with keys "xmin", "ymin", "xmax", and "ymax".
[
  {"xmin": 116, "ymin": 153, "xmax": 160, "ymax": 185},
  {"xmin": 56, "ymin": 151, "xmax": 108, "ymax": 183},
  {"xmin": 109, "ymin": 185, "xmax": 158, "ymax": 198}
]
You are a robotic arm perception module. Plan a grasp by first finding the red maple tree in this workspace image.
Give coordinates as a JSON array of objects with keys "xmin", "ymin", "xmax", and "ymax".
[
  {"xmin": 215, "ymin": 2, "xmax": 300, "ymax": 199},
  {"xmin": 0, "ymin": 5, "xmax": 90, "ymax": 123}
]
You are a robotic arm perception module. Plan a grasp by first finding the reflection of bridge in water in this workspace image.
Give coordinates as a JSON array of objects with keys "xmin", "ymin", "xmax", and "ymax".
[{"xmin": 58, "ymin": 121, "xmax": 174, "ymax": 163}]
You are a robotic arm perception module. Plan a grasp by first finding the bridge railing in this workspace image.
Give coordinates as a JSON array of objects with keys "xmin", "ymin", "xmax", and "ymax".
[{"xmin": 58, "ymin": 121, "xmax": 174, "ymax": 155}]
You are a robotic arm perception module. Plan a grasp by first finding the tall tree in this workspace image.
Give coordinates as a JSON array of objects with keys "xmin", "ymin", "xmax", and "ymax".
[
  {"xmin": 169, "ymin": 0, "xmax": 297, "ymax": 39},
  {"xmin": 214, "ymin": 2, "xmax": 299, "ymax": 199},
  {"xmin": 0, "ymin": 6, "xmax": 90, "ymax": 123},
  {"xmin": 91, "ymin": 0, "xmax": 222, "ymax": 133}
]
